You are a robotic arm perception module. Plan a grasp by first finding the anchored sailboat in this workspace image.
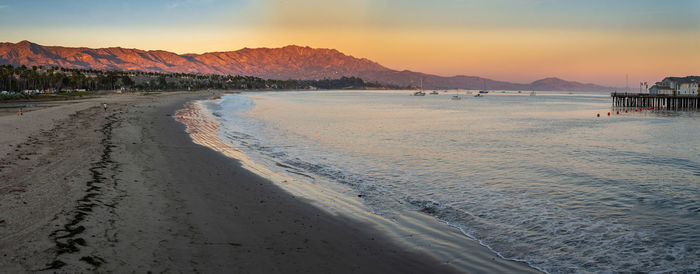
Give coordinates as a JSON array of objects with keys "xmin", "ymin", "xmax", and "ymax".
[{"xmin": 413, "ymin": 78, "xmax": 426, "ymax": 96}]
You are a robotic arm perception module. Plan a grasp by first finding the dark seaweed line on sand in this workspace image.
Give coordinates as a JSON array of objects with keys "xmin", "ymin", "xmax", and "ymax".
[{"xmin": 41, "ymin": 113, "xmax": 121, "ymax": 271}]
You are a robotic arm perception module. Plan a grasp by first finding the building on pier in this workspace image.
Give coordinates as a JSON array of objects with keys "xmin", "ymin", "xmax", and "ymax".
[
  {"xmin": 649, "ymin": 76, "xmax": 699, "ymax": 96},
  {"xmin": 678, "ymin": 82, "xmax": 698, "ymax": 96}
]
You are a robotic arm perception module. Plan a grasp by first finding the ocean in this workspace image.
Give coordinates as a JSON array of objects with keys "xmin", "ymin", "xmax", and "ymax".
[{"xmin": 203, "ymin": 90, "xmax": 699, "ymax": 273}]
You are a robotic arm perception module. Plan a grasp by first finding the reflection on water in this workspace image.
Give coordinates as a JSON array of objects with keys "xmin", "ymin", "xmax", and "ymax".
[{"xmin": 212, "ymin": 90, "xmax": 699, "ymax": 273}]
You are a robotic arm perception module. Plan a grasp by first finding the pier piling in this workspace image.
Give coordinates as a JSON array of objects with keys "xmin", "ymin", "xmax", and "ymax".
[{"xmin": 611, "ymin": 93, "xmax": 699, "ymax": 111}]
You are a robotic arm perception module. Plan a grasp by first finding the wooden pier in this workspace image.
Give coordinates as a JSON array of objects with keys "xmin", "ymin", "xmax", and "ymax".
[{"xmin": 611, "ymin": 93, "xmax": 699, "ymax": 111}]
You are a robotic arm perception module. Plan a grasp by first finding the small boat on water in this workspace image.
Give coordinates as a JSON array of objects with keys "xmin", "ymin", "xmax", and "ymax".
[
  {"xmin": 451, "ymin": 95, "xmax": 461, "ymax": 100},
  {"xmin": 479, "ymin": 79, "xmax": 488, "ymax": 94},
  {"xmin": 413, "ymin": 78, "xmax": 426, "ymax": 96},
  {"xmin": 529, "ymin": 91, "xmax": 536, "ymax": 96},
  {"xmin": 474, "ymin": 94, "xmax": 483, "ymax": 97},
  {"xmin": 430, "ymin": 90, "xmax": 439, "ymax": 95}
]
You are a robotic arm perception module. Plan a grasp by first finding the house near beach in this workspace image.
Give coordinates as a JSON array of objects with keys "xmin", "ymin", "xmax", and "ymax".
[{"xmin": 649, "ymin": 76, "xmax": 699, "ymax": 96}]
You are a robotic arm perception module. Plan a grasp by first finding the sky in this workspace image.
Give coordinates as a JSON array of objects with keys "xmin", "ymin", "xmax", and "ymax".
[{"xmin": 0, "ymin": 0, "xmax": 698, "ymax": 87}]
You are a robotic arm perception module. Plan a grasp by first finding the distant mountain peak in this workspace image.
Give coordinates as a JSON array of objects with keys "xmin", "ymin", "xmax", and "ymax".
[
  {"xmin": 529, "ymin": 77, "xmax": 608, "ymax": 91},
  {"xmin": 281, "ymin": 44, "xmax": 310, "ymax": 49},
  {"xmin": 14, "ymin": 40, "xmax": 39, "ymax": 50},
  {"xmin": 537, "ymin": 77, "xmax": 563, "ymax": 81},
  {"xmin": 0, "ymin": 41, "xmax": 612, "ymax": 91}
]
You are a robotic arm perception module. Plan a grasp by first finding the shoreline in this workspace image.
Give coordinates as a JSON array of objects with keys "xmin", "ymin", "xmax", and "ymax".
[
  {"xmin": 178, "ymin": 94, "xmax": 540, "ymax": 273},
  {"xmin": 106, "ymin": 92, "xmax": 461, "ymax": 273}
]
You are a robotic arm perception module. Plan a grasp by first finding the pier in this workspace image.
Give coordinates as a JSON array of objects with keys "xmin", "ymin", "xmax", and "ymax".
[{"xmin": 611, "ymin": 93, "xmax": 699, "ymax": 111}]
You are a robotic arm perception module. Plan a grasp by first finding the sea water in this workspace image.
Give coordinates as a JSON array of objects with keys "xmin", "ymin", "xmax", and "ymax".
[{"xmin": 206, "ymin": 90, "xmax": 699, "ymax": 273}]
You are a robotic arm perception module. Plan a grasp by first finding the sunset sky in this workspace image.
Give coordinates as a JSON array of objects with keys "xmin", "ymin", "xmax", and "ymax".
[{"xmin": 0, "ymin": 0, "xmax": 698, "ymax": 86}]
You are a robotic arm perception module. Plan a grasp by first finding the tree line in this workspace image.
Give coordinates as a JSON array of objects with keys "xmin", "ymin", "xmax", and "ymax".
[{"xmin": 0, "ymin": 64, "xmax": 399, "ymax": 94}]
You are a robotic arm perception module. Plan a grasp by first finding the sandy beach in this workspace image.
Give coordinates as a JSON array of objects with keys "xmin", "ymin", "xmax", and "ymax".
[{"xmin": 0, "ymin": 91, "xmax": 537, "ymax": 273}]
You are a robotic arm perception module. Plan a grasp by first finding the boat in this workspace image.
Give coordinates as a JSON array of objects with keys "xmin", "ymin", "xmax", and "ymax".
[
  {"xmin": 451, "ymin": 95, "xmax": 461, "ymax": 100},
  {"xmin": 529, "ymin": 91, "xmax": 536, "ymax": 96},
  {"xmin": 413, "ymin": 78, "xmax": 426, "ymax": 96},
  {"xmin": 474, "ymin": 94, "xmax": 483, "ymax": 97},
  {"xmin": 478, "ymin": 79, "xmax": 488, "ymax": 94},
  {"xmin": 430, "ymin": 90, "xmax": 439, "ymax": 95}
]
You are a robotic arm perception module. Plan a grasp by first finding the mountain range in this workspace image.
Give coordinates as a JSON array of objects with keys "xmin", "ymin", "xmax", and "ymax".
[{"xmin": 0, "ymin": 41, "xmax": 612, "ymax": 91}]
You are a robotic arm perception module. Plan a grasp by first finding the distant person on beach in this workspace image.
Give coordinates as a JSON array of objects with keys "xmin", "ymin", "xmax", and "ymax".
[
  {"xmin": 103, "ymin": 103, "xmax": 108, "ymax": 111},
  {"xmin": 17, "ymin": 108, "xmax": 22, "ymax": 116}
]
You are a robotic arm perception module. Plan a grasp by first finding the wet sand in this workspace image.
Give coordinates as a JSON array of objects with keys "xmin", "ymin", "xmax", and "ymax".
[{"xmin": 0, "ymin": 91, "xmax": 537, "ymax": 273}]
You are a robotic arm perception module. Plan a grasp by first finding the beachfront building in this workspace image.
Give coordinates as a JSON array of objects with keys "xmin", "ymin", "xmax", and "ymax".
[{"xmin": 649, "ymin": 76, "xmax": 699, "ymax": 96}]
